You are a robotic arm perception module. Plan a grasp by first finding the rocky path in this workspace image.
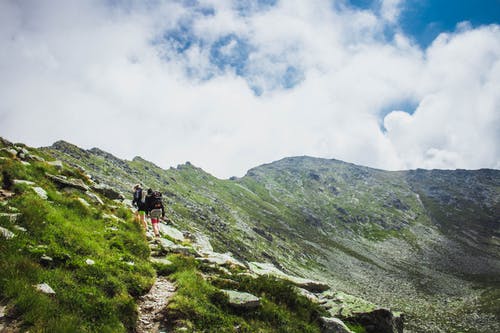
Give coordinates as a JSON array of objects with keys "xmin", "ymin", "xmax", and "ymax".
[{"xmin": 136, "ymin": 276, "xmax": 176, "ymax": 333}]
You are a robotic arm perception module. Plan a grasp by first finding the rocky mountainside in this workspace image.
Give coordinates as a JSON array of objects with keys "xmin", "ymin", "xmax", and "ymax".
[
  {"xmin": 3, "ymin": 138, "xmax": 377, "ymax": 333},
  {"xmin": 39, "ymin": 140, "xmax": 500, "ymax": 333}
]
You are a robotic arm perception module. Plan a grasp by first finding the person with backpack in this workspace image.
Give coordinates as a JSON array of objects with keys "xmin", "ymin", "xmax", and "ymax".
[
  {"xmin": 146, "ymin": 189, "xmax": 164, "ymax": 238},
  {"xmin": 132, "ymin": 184, "xmax": 147, "ymax": 229}
]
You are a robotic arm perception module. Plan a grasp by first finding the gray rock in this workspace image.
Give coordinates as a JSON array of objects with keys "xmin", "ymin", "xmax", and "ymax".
[
  {"xmin": 103, "ymin": 213, "xmax": 119, "ymax": 221},
  {"xmin": 91, "ymin": 184, "xmax": 124, "ymax": 200},
  {"xmin": 296, "ymin": 287, "xmax": 320, "ymax": 303},
  {"xmin": 29, "ymin": 154, "xmax": 45, "ymax": 162},
  {"xmin": 77, "ymin": 198, "xmax": 90, "ymax": 207},
  {"xmin": 150, "ymin": 258, "xmax": 173, "ymax": 265},
  {"xmin": 196, "ymin": 252, "xmax": 246, "ymax": 269},
  {"xmin": 248, "ymin": 262, "xmax": 330, "ymax": 292},
  {"xmin": 13, "ymin": 179, "xmax": 36, "ymax": 186},
  {"xmin": 34, "ymin": 283, "xmax": 56, "ymax": 295},
  {"xmin": 157, "ymin": 238, "xmax": 198, "ymax": 256},
  {"xmin": 85, "ymin": 191, "xmax": 104, "ymax": 205},
  {"xmin": 40, "ymin": 255, "xmax": 54, "ymax": 265},
  {"xmin": 221, "ymin": 289, "xmax": 260, "ymax": 309},
  {"xmin": 47, "ymin": 160, "xmax": 64, "ymax": 169},
  {"xmin": 32, "ymin": 187, "xmax": 48, "ymax": 200},
  {"xmin": 0, "ymin": 213, "xmax": 21, "ymax": 223},
  {"xmin": 13, "ymin": 225, "xmax": 27, "ymax": 232},
  {"xmin": 0, "ymin": 226, "xmax": 15, "ymax": 239},
  {"xmin": 348, "ymin": 308, "xmax": 403, "ymax": 333},
  {"xmin": 5, "ymin": 148, "xmax": 18, "ymax": 157},
  {"xmin": 0, "ymin": 189, "xmax": 15, "ymax": 200},
  {"xmin": 158, "ymin": 224, "xmax": 185, "ymax": 242},
  {"xmin": 46, "ymin": 173, "xmax": 89, "ymax": 191},
  {"xmin": 192, "ymin": 233, "xmax": 214, "ymax": 255},
  {"xmin": 15, "ymin": 147, "xmax": 30, "ymax": 159},
  {"xmin": 158, "ymin": 238, "xmax": 176, "ymax": 249},
  {"xmin": 320, "ymin": 317, "xmax": 354, "ymax": 333}
]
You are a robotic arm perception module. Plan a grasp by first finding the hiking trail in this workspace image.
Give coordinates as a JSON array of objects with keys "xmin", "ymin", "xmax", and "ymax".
[{"xmin": 136, "ymin": 276, "xmax": 176, "ymax": 333}]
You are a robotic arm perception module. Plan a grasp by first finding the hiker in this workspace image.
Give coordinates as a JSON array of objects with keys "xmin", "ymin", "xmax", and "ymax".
[
  {"xmin": 146, "ymin": 189, "xmax": 164, "ymax": 238},
  {"xmin": 132, "ymin": 184, "xmax": 147, "ymax": 229}
]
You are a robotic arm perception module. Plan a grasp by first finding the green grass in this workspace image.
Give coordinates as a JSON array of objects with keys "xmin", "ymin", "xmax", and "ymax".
[
  {"xmin": 164, "ymin": 255, "xmax": 325, "ymax": 333},
  {"xmin": 346, "ymin": 323, "xmax": 367, "ymax": 333},
  {"xmin": 0, "ymin": 157, "xmax": 154, "ymax": 332}
]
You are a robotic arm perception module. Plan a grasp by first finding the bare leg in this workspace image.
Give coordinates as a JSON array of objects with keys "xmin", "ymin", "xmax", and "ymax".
[{"xmin": 152, "ymin": 219, "xmax": 160, "ymax": 237}]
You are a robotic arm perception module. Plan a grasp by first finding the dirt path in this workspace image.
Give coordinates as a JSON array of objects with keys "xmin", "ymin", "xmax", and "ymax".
[{"xmin": 136, "ymin": 276, "xmax": 176, "ymax": 333}]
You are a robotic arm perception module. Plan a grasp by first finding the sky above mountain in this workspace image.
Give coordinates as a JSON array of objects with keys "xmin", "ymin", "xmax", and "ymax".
[{"xmin": 1, "ymin": 0, "xmax": 499, "ymax": 178}]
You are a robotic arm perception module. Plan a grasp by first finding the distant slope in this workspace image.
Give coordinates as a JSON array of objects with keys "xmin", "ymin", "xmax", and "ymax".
[{"xmin": 44, "ymin": 141, "xmax": 500, "ymax": 333}]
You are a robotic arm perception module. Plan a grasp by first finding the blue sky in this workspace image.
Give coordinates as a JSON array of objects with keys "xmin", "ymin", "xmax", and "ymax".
[
  {"xmin": 0, "ymin": 0, "xmax": 499, "ymax": 177},
  {"xmin": 397, "ymin": 0, "xmax": 500, "ymax": 47}
]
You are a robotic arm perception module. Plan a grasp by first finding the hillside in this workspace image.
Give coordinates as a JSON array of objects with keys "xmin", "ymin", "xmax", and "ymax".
[
  {"xmin": 42, "ymin": 140, "xmax": 500, "ymax": 332},
  {"xmin": 1, "ymin": 138, "xmax": 498, "ymax": 332},
  {"xmin": 0, "ymin": 138, "xmax": 404, "ymax": 333}
]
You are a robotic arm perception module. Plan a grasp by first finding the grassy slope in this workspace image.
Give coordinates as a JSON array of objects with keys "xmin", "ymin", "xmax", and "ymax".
[
  {"xmin": 43, "ymin": 141, "xmax": 500, "ymax": 332},
  {"xmin": 1, "ymin": 141, "xmax": 342, "ymax": 333},
  {"xmin": 0, "ymin": 144, "xmax": 154, "ymax": 332}
]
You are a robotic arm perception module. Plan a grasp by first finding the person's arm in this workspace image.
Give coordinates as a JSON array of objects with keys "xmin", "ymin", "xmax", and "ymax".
[{"xmin": 132, "ymin": 191, "xmax": 137, "ymax": 206}]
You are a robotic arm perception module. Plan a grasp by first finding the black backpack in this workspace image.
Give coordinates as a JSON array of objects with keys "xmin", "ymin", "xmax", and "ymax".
[{"xmin": 152, "ymin": 191, "xmax": 163, "ymax": 209}]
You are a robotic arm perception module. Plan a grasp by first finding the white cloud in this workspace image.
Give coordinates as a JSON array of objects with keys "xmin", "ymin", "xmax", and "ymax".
[
  {"xmin": 380, "ymin": 0, "xmax": 403, "ymax": 24},
  {"xmin": 0, "ymin": 1, "xmax": 498, "ymax": 178}
]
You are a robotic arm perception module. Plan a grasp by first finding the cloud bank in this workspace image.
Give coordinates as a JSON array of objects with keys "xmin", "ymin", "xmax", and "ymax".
[{"xmin": 0, "ymin": 0, "xmax": 499, "ymax": 178}]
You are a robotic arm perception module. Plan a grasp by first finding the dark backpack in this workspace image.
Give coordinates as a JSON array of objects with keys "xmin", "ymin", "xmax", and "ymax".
[{"xmin": 152, "ymin": 191, "xmax": 163, "ymax": 209}]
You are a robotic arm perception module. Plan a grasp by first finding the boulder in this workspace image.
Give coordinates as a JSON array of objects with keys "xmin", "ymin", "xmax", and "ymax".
[
  {"xmin": 47, "ymin": 160, "xmax": 64, "ymax": 170},
  {"xmin": 85, "ymin": 191, "xmax": 104, "ymax": 205},
  {"xmin": 4, "ymin": 148, "xmax": 18, "ymax": 157},
  {"xmin": 13, "ymin": 179, "xmax": 36, "ymax": 186},
  {"xmin": 348, "ymin": 308, "xmax": 403, "ymax": 333},
  {"xmin": 34, "ymin": 283, "xmax": 56, "ymax": 295},
  {"xmin": 0, "ymin": 189, "xmax": 15, "ymax": 200},
  {"xmin": 158, "ymin": 224, "xmax": 185, "ymax": 242},
  {"xmin": 295, "ymin": 287, "xmax": 320, "ymax": 303},
  {"xmin": 46, "ymin": 173, "xmax": 89, "ymax": 191},
  {"xmin": 13, "ymin": 225, "xmax": 27, "ymax": 232},
  {"xmin": 0, "ymin": 213, "xmax": 21, "ymax": 223},
  {"xmin": 102, "ymin": 214, "xmax": 119, "ymax": 221},
  {"xmin": 320, "ymin": 317, "xmax": 354, "ymax": 333},
  {"xmin": 158, "ymin": 238, "xmax": 198, "ymax": 256},
  {"xmin": 320, "ymin": 291, "xmax": 378, "ymax": 318},
  {"xmin": 29, "ymin": 154, "xmax": 45, "ymax": 162},
  {"xmin": 77, "ymin": 198, "xmax": 90, "ymax": 207},
  {"xmin": 40, "ymin": 255, "xmax": 54, "ymax": 266},
  {"xmin": 0, "ymin": 226, "xmax": 15, "ymax": 239},
  {"xmin": 15, "ymin": 147, "xmax": 30, "ymax": 159},
  {"xmin": 221, "ymin": 289, "xmax": 260, "ymax": 309},
  {"xmin": 32, "ymin": 187, "xmax": 48, "ymax": 200},
  {"xmin": 248, "ymin": 262, "xmax": 330, "ymax": 292},
  {"xmin": 192, "ymin": 233, "xmax": 214, "ymax": 255},
  {"xmin": 91, "ymin": 184, "xmax": 124, "ymax": 200},
  {"xmin": 196, "ymin": 252, "xmax": 246, "ymax": 269},
  {"xmin": 150, "ymin": 258, "xmax": 173, "ymax": 266}
]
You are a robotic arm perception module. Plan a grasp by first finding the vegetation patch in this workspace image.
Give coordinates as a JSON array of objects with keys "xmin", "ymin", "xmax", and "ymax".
[
  {"xmin": 0, "ymin": 157, "xmax": 154, "ymax": 332},
  {"xmin": 164, "ymin": 255, "xmax": 326, "ymax": 332}
]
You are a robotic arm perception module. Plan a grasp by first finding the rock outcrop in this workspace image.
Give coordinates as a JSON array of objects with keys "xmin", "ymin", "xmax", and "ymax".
[
  {"xmin": 221, "ymin": 289, "xmax": 260, "ymax": 309},
  {"xmin": 91, "ymin": 184, "xmax": 124, "ymax": 200},
  {"xmin": 46, "ymin": 173, "xmax": 89, "ymax": 192}
]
